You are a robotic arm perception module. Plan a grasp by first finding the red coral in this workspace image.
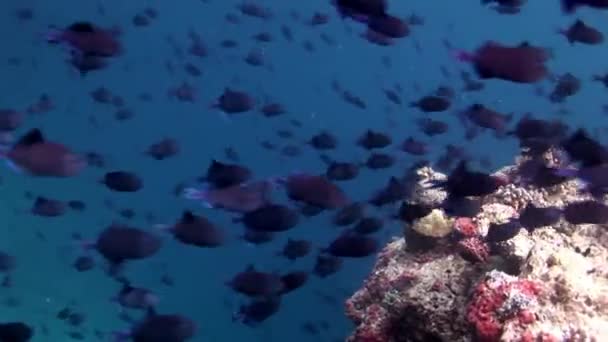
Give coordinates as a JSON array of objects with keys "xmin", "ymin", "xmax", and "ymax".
[
  {"xmin": 453, "ymin": 217, "xmax": 478, "ymax": 238},
  {"xmin": 457, "ymin": 237, "xmax": 489, "ymax": 263},
  {"xmin": 467, "ymin": 276, "xmax": 542, "ymax": 342},
  {"xmin": 467, "ymin": 281, "xmax": 504, "ymax": 341}
]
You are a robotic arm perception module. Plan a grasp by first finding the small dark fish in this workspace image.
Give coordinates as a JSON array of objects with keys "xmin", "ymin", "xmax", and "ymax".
[
  {"xmin": 0, "ymin": 109, "xmax": 24, "ymax": 131},
  {"xmin": 102, "ymin": 171, "xmax": 143, "ymax": 192},
  {"xmin": 369, "ymin": 176, "xmax": 412, "ymax": 206},
  {"xmin": 383, "ymin": 89, "xmax": 402, "ymax": 105},
  {"xmin": 234, "ymin": 296, "xmax": 281, "ymax": 327},
  {"xmin": 554, "ymin": 165, "xmax": 608, "ymax": 196},
  {"xmin": 463, "ymin": 104, "xmax": 512, "ymax": 134},
  {"xmin": 240, "ymin": 204, "xmax": 299, "ymax": 232},
  {"xmin": 326, "ymin": 162, "xmax": 359, "ymax": 181},
  {"xmin": 416, "ymin": 118, "xmax": 449, "ymax": 136},
  {"xmin": 67, "ymin": 200, "xmax": 86, "ymax": 211},
  {"xmin": 73, "ymin": 256, "xmax": 95, "ymax": 272},
  {"xmin": 367, "ymin": 14, "xmax": 409, "ymax": 38},
  {"xmin": 559, "ymin": 19, "xmax": 603, "ymax": 44},
  {"xmin": 0, "ymin": 251, "xmax": 16, "ymax": 272},
  {"xmin": 411, "ymin": 95, "xmax": 450, "ymax": 112},
  {"xmin": 325, "ymin": 233, "xmax": 378, "ymax": 258},
  {"xmin": 518, "ymin": 204, "xmax": 562, "ymax": 230},
  {"xmin": 332, "ymin": 202, "xmax": 365, "ymax": 226},
  {"xmin": 398, "ymin": 202, "xmax": 433, "ymax": 223},
  {"xmin": 260, "ymin": 103, "xmax": 286, "ymax": 117},
  {"xmin": 167, "ymin": 211, "xmax": 224, "ymax": 248},
  {"xmin": 313, "ymin": 254, "xmax": 342, "ymax": 277},
  {"xmin": 439, "ymin": 161, "xmax": 504, "ymax": 198},
  {"xmin": 46, "ymin": 21, "xmax": 121, "ymax": 57},
  {"xmin": 117, "ymin": 310, "xmax": 196, "ymax": 342},
  {"xmin": 238, "ymin": 2, "xmax": 273, "ymax": 19},
  {"xmin": 201, "ymin": 159, "xmax": 251, "ymax": 189},
  {"xmin": 352, "ymin": 217, "xmax": 384, "ymax": 234},
  {"xmin": 6, "ymin": 128, "xmax": 86, "ymax": 177},
  {"xmin": 283, "ymin": 173, "xmax": 349, "ymax": 209},
  {"xmin": 509, "ymin": 113, "xmax": 568, "ymax": 145},
  {"xmin": 113, "ymin": 279, "xmax": 159, "ymax": 310},
  {"xmin": 278, "ymin": 239, "xmax": 312, "ymax": 260},
  {"xmin": 309, "ymin": 131, "xmax": 338, "ymax": 150},
  {"xmin": 443, "ymin": 196, "xmax": 482, "ymax": 218},
  {"xmin": 364, "ymin": 152, "xmax": 395, "ymax": 169},
  {"xmin": 185, "ymin": 180, "xmax": 274, "ymax": 212},
  {"xmin": 242, "ymin": 229, "xmax": 274, "ymax": 245},
  {"xmin": 518, "ymin": 159, "xmax": 569, "ymax": 188},
  {"xmin": 561, "ymin": 0, "xmax": 608, "ymax": 14},
  {"xmin": 549, "ymin": 73, "xmax": 581, "ymax": 103},
  {"xmin": 31, "ymin": 196, "xmax": 66, "ymax": 217},
  {"xmin": 227, "ymin": 265, "xmax": 284, "ymax": 297},
  {"xmin": 280, "ymin": 271, "xmax": 308, "ymax": 294},
  {"xmin": 333, "ymin": 0, "xmax": 387, "ymax": 20},
  {"xmin": 400, "ymin": 137, "xmax": 428, "ymax": 155},
  {"xmin": 561, "ymin": 129, "xmax": 608, "ymax": 167},
  {"xmin": 145, "ymin": 138, "xmax": 179, "ymax": 160},
  {"xmin": 357, "ymin": 130, "xmax": 392, "ymax": 149},
  {"xmin": 213, "ymin": 88, "xmax": 255, "ymax": 114},
  {"xmin": 485, "ymin": 220, "xmax": 522, "ymax": 242},
  {"xmin": 563, "ymin": 200, "xmax": 608, "ymax": 224},
  {"xmin": 90, "ymin": 224, "xmax": 162, "ymax": 264}
]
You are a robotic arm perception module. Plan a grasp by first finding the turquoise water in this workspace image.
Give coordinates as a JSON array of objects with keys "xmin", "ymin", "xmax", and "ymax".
[{"xmin": 1, "ymin": 0, "xmax": 607, "ymax": 341}]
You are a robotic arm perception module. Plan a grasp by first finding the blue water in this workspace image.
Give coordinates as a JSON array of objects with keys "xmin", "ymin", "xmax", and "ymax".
[{"xmin": 1, "ymin": 1, "xmax": 607, "ymax": 341}]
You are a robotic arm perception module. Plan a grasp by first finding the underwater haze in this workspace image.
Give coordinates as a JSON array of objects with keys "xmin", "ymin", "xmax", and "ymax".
[{"xmin": 0, "ymin": 0, "xmax": 607, "ymax": 341}]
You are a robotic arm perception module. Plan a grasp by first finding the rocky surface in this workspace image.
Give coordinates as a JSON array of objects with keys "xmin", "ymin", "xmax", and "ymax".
[{"xmin": 346, "ymin": 152, "xmax": 608, "ymax": 342}]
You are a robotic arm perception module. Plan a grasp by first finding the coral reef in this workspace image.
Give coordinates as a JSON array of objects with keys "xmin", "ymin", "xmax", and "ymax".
[{"xmin": 346, "ymin": 152, "xmax": 608, "ymax": 341}]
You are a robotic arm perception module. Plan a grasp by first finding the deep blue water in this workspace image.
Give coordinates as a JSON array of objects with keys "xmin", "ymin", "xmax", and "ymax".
[{"xmin": 0, "ymin": 1, "xmax": 607, "ymax": 341}]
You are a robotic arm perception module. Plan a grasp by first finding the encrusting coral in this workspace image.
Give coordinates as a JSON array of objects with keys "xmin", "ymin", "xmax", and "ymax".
[{"xmin": 346, "ymin": 150, "xmax": 608, "ymax": 342}]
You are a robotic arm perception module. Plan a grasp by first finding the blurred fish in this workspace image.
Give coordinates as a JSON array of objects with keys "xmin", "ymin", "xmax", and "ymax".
[
  {"xmin": 563, "ymin": 200, "xmax": 608, "ymax": 224},
  {"xmin": 325, "ymin": 233, "xmax": 378, "ymax": 258},
  {"xmin": 558, "ymin": 19, "xmax": 603, "ymax": 44},
  {"xmin": 101, "ymin": 171, "xmax": 143, "ymax": 192},
  {"xmin": 184, "ymin": 180, "xmax": 274, "ymax": 213},
  {"xmin": 162, "ymin": 211, "xmax": 225, "ymax": 248},
  {"xmin": 233, "ymin": 296, "xmax": 281, "ymax": 327},
  {"xmin": 1, "ymin": 128, "xmax": 86, "ymax": 177},
  {"xmin": 226, "ymin": 265, "xmax": 285, "ymax": 297},
  {"xmin": 452, "ymin": 41, "xmax": 549, "ymax": 83},
  {"xmin": 114, "ymin": 309, "xmax": 196, "ymax": 342}
]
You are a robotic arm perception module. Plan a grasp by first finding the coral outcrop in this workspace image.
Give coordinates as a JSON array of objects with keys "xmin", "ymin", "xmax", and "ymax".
[{"xmin": 346, "ymin": 151, "xmax": 608, "ymax": 341}]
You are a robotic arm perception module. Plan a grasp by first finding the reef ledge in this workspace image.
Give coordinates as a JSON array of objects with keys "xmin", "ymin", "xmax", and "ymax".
[{"xmin": 346, "ymin": 152, "xmax": 608, "ymax": 342}]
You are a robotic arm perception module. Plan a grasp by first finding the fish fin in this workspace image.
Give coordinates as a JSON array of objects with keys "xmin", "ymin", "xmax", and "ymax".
[
  {"xmin": 15, "ymin": 128, "xmax": 45, "ymax": 147},
  {"xmin": 183, "ymin": 187, "xmax": 213, "ymax": 208},
  {"xmin": 44, "ymin": 26, "xmax": 63, "ymax": 43},
  {"xmin": 181, "ymin": 210, "xmax": 197, "ymax": 223},
  {"xmin": 4, "ymin": 159, "xmax": 23, "ymax": 174}
]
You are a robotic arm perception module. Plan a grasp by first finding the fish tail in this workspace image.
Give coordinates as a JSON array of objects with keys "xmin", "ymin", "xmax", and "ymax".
[
  {"xmin": 266, "ymin": 176, "xmax": 287, "ymax": 188},
  {"xmin": 183, "ymin": 187, "xmax": 214, "ymax": 208},
  {"xmin": 44, "ymin": 26, "xmax": 63, "ymax": 43},
  {"xmin": 552, "ymin": 167, "xmax": 577, "ymax": 178},
  {"xmin": 450, "ymin": 49, "xmax": 475, "ymax": 63}
]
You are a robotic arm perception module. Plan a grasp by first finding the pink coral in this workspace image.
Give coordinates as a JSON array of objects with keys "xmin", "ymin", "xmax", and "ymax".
[
  {"xmin": 347, "ymin": 304, "xmax": 390, "ymax": 342},
  {"xmin": 453, "ymin": 217, "xmax": 479, "ymax": 238},
  {"xmin": 457, "ymin": 237, "xmax": 489, "ymax": 263}
]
